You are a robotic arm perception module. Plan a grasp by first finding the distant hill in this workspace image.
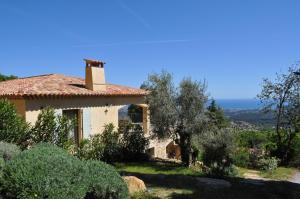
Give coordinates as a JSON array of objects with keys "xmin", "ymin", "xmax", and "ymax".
[
  {"xmin": 119, "ymin": 99, "xmax": 274, "ymax": 129},
  {"xmin": 224, "ymin": 109, "xmax": 275, "ymax": 128}
]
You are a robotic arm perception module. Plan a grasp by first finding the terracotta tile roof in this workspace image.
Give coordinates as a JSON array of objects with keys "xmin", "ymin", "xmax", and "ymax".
[{"xmin": 0, "ymin": 74, "xmax": 147, "ymax": 98}]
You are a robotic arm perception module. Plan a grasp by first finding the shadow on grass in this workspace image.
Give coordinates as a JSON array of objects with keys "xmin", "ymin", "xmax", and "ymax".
[{"xmin": 121, "ymin": 171, "xmax": 300, "ymax": 199}]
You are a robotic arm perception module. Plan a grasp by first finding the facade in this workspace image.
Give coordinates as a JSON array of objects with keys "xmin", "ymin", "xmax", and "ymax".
[{"xmin": 0, "ymin": 59, "xmax": 179, "ymax": 159}]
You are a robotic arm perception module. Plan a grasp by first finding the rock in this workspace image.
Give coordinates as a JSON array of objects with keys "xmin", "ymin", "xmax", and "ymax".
[
  {"xmin": 196, "ymin": 177, "xmax": 232, "ymax": 188},
  {"xmin": 123, "ymin": 176, "xmax": 147, "ymax": 194}
]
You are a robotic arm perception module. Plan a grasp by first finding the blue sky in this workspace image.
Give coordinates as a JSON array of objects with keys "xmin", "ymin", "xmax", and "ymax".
[{"xmin": 1, "ymin": 0, "xmax": 300, "ymax": 99}]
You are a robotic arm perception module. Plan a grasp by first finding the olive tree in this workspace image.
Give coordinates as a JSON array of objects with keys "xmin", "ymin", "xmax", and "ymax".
[
  {"xmin": 258, "ymin": 66, "xmax": 300, "ymax": 164},
  {"xmin": 143, "ymin": 71, "xmax": 207, "ymax": 166}
]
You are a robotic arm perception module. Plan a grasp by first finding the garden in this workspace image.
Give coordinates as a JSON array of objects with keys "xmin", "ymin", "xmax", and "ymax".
[{"xmin": 1, "ymin": 67, "xmax": 300, "ymax": 199}]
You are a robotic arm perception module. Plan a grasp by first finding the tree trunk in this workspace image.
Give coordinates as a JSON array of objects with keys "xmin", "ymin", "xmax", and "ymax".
[{"xmin": 179, "ymin": 133, "xmax": 192, "ymax": 167}]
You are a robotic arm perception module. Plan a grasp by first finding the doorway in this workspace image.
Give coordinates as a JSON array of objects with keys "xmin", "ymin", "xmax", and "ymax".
[{"xmin": 62, "ymin": 109, "xmax": 81, "ymax": 146}]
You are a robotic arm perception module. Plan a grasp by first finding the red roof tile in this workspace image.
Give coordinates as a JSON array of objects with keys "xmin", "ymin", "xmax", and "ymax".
[{"xmin": 0, "ymin": 74, "xmax": 147, "ymax": 98}]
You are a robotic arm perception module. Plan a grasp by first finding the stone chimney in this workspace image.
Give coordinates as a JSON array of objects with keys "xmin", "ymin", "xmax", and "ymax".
[{"xmin": 84, "ymin": 59, "xmax": 106, "ymax": 91}]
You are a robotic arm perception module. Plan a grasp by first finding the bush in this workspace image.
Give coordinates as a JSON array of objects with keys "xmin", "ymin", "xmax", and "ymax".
[
  {"xmin": 2, "ymin": 143, "xmax": 88, "ymax": 199},
  {"xmin": 31, "ymin": 107, "xmax": 75, "ymax": 149},
  {"xmin": 85, "ymin": 160, "xmax": 128, "ymax": 199},
  {"xmin": 258, "ymin": 157, "xmax": 279, "ymax": 172},
  {"xmin": 249, "ymin": 148, "xmax": 266, "ymax": 168},
  {"xmin": 233, "ymin": 147, "xmax": 250, "ymax": 168},
  {"xmin": 0, "ymin": 142, "xmax": 20, "ymax": 162},
  {"xmin": 0, "ymin": 142, "xmax": 21, "ymax": 194},
  {"xmin": 236, "ymin": 130, "xmax": 269, "ymax": 149},
  {"xmin": 0, "ymin": 99, "xmax": 29, "ymax": 147},
  {"xmin": 76, "ymin": 124, "xmax": 121, "ymax": 163},
  {"xmin": 200, "ymin": 128, "xmax": 236, "ymax": 177},
  {"xmin": 100, "ymin": 124, "xmax": 121, "ymax": 163},
  {"xmin": 76, "ymin": 123, "xmax": 149, "ymax": 163},
  {"xmin": 120, "ymin": 124, "xmax": 149, "ymax": 161}
]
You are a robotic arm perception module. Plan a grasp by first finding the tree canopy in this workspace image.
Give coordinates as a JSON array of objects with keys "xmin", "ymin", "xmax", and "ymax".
[
  {"xmin": 258, "ymin": 66, "xmax": 300, "ymax": 164},
  {"xmin": 143, "ymin": 71, "xmax": 207, "ymax": 166},
  {"xmin": 0, "ymin": 73, "xmax": 17, "ymax": 82}
]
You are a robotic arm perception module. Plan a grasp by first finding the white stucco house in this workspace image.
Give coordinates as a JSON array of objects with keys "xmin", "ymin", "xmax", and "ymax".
[{"xmin": 0, "ymin": 59, "xmax": 180, "ymax": 159}]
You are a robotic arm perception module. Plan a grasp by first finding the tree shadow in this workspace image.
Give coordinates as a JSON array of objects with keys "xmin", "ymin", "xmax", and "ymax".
[{"xmin": 121, "ymin": 171, "xmax": 300, "ymax": 199}]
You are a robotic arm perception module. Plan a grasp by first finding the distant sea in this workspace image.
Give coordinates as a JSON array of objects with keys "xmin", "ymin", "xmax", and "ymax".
[{"xmin": 213, "ymin": 99, "xmax": 262, "ymax": 110}]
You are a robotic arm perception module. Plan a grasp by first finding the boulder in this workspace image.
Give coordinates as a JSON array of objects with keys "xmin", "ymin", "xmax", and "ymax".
[{"xmin": 123, "ymin": 176, "xmax": 147, "ymax": 194}]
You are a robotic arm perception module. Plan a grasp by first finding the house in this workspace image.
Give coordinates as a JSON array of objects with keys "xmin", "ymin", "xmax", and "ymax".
[{"xmin": 0, "ymin": 59, "xmax": 180, "ymax": 159}]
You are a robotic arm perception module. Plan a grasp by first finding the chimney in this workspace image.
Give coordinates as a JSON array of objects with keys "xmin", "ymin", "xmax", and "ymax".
[{"xmin": 84, "ymin": 59, "xmax": 106, "ymax": 91}]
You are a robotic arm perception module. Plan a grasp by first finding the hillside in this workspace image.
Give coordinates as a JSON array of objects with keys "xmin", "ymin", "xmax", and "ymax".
[{"xmin": 224, "ymin": 109, "xmax": 275, "ymax": 128}]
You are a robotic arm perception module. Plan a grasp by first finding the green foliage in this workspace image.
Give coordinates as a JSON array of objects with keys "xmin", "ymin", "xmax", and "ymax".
[
  {"xmin": 143, "ymin": 71, "xmax": 177, "ymax": 138},
  {"xmin": 120, "ymin": 124, "xmax": 149, "ymax": 161},
  {"xmin": 200, "ymin": 128, "xmax": 236, "ymax": 177},
  {"xmin": 258, "ymin": 66, "xmax": 300, "ymax": 164},
  {"xmin": 289, "ymin": 134, "xmax": 300, "ymax": 167},
  {"xmin": 0, "ymin": 142, "xmax": 20, "ymax": 162},
  {"xmin": 85, "ymin": 160, "xmax": 128, "ymax": 199},
  {"xmin": 0, "ymin": 74, "xmax": 17, "ymax": 82},
  {"xmin": 0, "ymin": 142, "xmax": 20, "ymax": 186},
  {"xmin": 31, "ymin": 107, "xmax": 74, "ymax": 149},
  {"xmin": 127, "ymin": 105, "xmax": 143, "ymax": 123},
  {"xmin": 258, "ymin": 157, "xmax": 279, "ymax": 172},
  {"xmin": 0, "ymin": 99, "xmax": 30, "ymax": 147},
  {"xmin": 2, "ymin": 143, "xmax": 88, "ymax": 199},
  {"xmin": 86, "ymin": 134, "xmax": 105, "ymax": 160},
  {"xmin": 206, "ymin": 99, "xmax": 229, "ymax": 129},
  {"xmin": 101, "ymin": 124, "xmax": 121, "ymax": 163},
  {"xmin": 75, "ymin": 124, "xmax": 120, "ymax": 163},
  {"xmin": 234, "ymin": 130, "xmax": 276, "ymax": 169},
  {"xmin": 76, "ymin": 123, "xmax": 149, "ymax": 163},
  {"xmin": 143, "ymin": 71, "xmax": 207, "ymax": 166},
  {"xmin": 232, "ymin": 147, "xmax": 250, "ymax": 168},
  {"xmin": 236, "ymin": 130, "xmax": 269, "ymax": 149},
  {"xmin": 74, "ymin": 139, "xmax": 93, "ymax": 160}
]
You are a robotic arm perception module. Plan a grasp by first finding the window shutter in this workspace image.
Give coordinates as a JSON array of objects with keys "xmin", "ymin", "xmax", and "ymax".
[{"xmin": 82, "ymin": 108, "xmax": 91, "ymax": 139}]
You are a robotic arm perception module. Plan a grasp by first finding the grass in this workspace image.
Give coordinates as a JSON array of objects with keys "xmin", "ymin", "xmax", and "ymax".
[
  {"xmin": 116, "ymin": 161, "xmax": 203, "ymax": 176},
  {"xmin": 236, "ymin": 167, "xmax": 249, "ymax": 177},
  {"xmin": 260, "ymin": 167, "xmax": 297, "ymax": 180},
  {"xmin": 117, "ymin": 161, "xmax": 300, "ymax": 199}
]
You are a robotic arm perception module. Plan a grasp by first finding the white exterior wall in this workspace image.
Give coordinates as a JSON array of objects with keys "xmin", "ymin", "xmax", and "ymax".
[{"xmin": 23, "ymin": 96, "xmax": 145, "ymax": 136}]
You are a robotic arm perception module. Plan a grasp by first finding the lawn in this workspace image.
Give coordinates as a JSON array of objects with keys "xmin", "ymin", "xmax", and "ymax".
[
  {"xmin": 117, "ymin": 161, "xmax": 300, "ymax": 199},
  {"xmin": 260, "ymin": 167, "xmax": 297, "ymax": 180},
  {"xmin": 115, "ymin": 161, "xmax": 203, "ymax": 176}
]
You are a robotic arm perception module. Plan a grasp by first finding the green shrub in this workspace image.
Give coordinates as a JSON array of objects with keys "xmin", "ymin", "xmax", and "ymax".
[
  {"xmin": 74, "ymin": 139, "xmax": 93, "ymax": 159},
  {"xmin": 236, "ymin": 130, "xmax": 269, "ymax": 149},
  {"xmin": 100, "ymin": 124, "xmax": 121, "ymax": 163},
  {"xmin": 233, "ymin": 147, "xmax": 250, "ymax": 168},
  {"xmin": 0, "ymin": 99, "xmax": 30, "ymax": 148},
  {"xmin": 31, "ymin": 107, "xmax": 75, "ymax": 149},
  {"xmin": 288, "ymin": 134, "xmax": 300, "ymax": 167},
  {"xmin": 258, "ymin": 157, "xmax": 279, "ymax": 172},
  {"xmin": 76, "ymin": 123, "xmax": 149, "ymax": 163},
  {"xmin": 76, "ymin": 124, "xmax": 121, "ymax": 163},
  {"xmin": 120, "ymin": 124, "xmax": 149, "ymax": 161},
  {"xmin": 85, "ymin": 160, "xmax": 128, "ymax": 199},
  {"xmin": 0, "ymin": 142, "xmax": 20, "ymax": 162},
  {"xmin": 0, "ymin": 142, "xmax": 20, "ymax": 194},
  {"xmin": 2, "ymin": 143, "xmax": 88, "ymax": 199},
  {"xmin": 201, "ymin": 128, "xmax": 236, "ymax": 177}
]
